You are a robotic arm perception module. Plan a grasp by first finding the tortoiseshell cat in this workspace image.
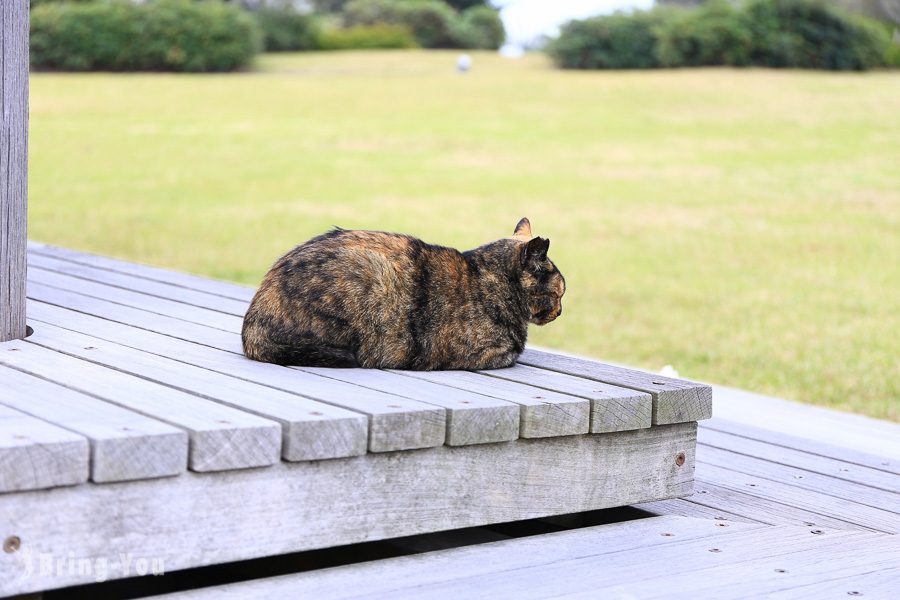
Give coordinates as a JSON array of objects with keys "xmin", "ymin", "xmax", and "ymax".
[{"xmin": 242, "ymin": 218, "xmax": 565, "ymax": 369}]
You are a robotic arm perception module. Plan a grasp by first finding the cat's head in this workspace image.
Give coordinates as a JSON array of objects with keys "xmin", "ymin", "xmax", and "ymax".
[{"xmin": 512, "ymin": 218, "xmax": 566, "ymax": 326}]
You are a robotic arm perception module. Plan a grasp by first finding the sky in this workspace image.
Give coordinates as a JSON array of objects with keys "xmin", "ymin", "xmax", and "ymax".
[{"xmin": 495, "ymin": 0, "xmax": 654, "ymax": 47}]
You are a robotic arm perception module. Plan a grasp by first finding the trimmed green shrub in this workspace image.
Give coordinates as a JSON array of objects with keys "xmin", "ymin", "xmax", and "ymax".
[
  {"xmin": 548, "ymin": 0, "xmax": 892, "ymax": 71},
  {"xmin": 743, "ymin": 0, "xmax": 889, "ymax": 70},
  {"xmin": 453, "ymin": 5, "xmax": 505, "ymax": 50},
  {"xmin": 342, "ymin": 0, "xmax": 458, "ymax": 48},
  {"xmin": 255, "ymin": 6, "xmax": 321, "ymax": 52},
  {"xmin": 318, "ymin": 24, "xmax": 418, "ymax": 49},
  {"xmin": 656, "ymin": 1, "xmax": 753, "ymax": 67},
  {"xmin": 547, "ymin": 10, "xmax": 666, "ymax": 69},
  {"xmin": 31, "ymin": 0, "xmax": 261, "ymax": 72}
]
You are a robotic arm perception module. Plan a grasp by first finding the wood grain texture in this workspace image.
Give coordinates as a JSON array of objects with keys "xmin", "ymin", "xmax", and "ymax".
[
  {"xmin": 688, "ymin": 479, "xmax": 873, "ymax": 530},
  {"xmin": 695, "ymin": 463, "xmax": 900, "ymax": 533},
  {"xmin": 396, "ymin": 369, "xmax": 590, "ymax": 438},
  {"xmin": 698, "ymin": 424, "xmax": 898, "ymax": 494},
  {"xmin": 0, "ymin": 404, "xmax": 88, "ymax": 493},
  {"xmin": 764, "ymin": 566, "xmax": 900, "ymax": 600},
  {"xmin": 27, "ymin": 301, "xmax": 444, "ymax": 454},
  {"xmin": 28, "ymin": 241, "xmax": 256, "ymax": 301},
  {"xmin": 0, "ymin": 0, "xmax": 29, "ymax": 342},
  {"xmin": 482, "ymin": 363, "xmax": 652, "ymax": 433},
  {"xmin": 29, "ymin": 281, "xmax": 243, "ymax": 352},
  {"xmin": 0, "ymin": 365, "xmax": 187, "ymax": 482},
  {"xmin": 29, "ymin": 268, "xmax": 242, "ymax": 333},
  {"xmin": 0, "ymin": 423, "xmax": 697, "ymax": 596},
  {"xmin": 24, "ymin": 322, "xmax": 369, "ymax": 462},
  {"xmin": 519, "ymin": 348, "xmax": 713, "ymax": 425},
  {"xmin": 28, "ymin": 253, "xmax": 247, "ymax": 316},
  {"xmin": 259, "ymin": 527, "xmax": 867, "ymax": 600},
  {"xmin": 148, "ymin": 516, "xmax": 761, "ymax": 600},
  {"xmin": 577, "ymin": 531, "xmax": 900, "ymax": 600},
  {"xmin": 0, "ymin": 338, "xmax": 281, "ymax": 472},
  {"xmin": 301, "ymin": 367, "xmax": 519, "ymax": 446},
  {"xmin": 704, "ymin": 418, "xmax": 899, "ymax": 476},
  {"xmin": 698, "ymin": 443, "xmax": 900, "ymax": 515}
]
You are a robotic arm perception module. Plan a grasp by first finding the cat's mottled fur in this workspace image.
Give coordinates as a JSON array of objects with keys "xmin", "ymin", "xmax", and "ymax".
[{"xmin": 242, "ymin": 218, "xmax": 565, "ymax": 369}]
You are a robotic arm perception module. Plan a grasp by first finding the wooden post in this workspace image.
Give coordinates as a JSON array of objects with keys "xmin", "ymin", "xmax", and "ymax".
[{"xmin": 1, "ymin": 1, "xmax": 28, "ymax": 342}]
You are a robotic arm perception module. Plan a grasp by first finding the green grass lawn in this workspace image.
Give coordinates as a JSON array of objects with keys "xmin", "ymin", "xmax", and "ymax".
[{"xmin": 28, "ymin": 51, "xmax": 900, "ymax": 421}]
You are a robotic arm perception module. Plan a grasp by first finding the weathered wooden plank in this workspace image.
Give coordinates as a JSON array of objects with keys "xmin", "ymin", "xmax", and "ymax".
[
  {"xmin": 711, "ymin": 383, "xmax": 900, "ymax": 461},
  {"xmin": 576, "ymin": 531, "xmax": 900, "ymax": 599},
  {"xmin": 396, "ymin": 369, "xmax": 590, "ymax": 438},
  {"xmin": 705, "ymin": 419, "xmax": 899, "ymax": 476},
  {"xmin": 482, "ymin": 363, "xmax": 652, "ymax": 433},
  {"xmin": 698, "ymin": 444, "xmax": 900, "ymax": 514},
  {"xmin": 634, "ymin": 497, "xmax": 760, "ymax": 524},
  {"xmin": 699, "ymin": 424, "xmax": 899, "ymax": 494},
  {"xmin": 519, "ymin": 348, "xmax": 712, "ymax": 425},
  {"xmin": 28, "ymin": 242, "xmax": 256, "ymax": 301},
  {"xmin": 150, "ymin": 526, "xmax": 875, "ymax": 600},
  {"xmin": 29, "ymin": 281, "xmax": 242, "ymax": 351},
  {"xmin": 27, "ymin": 301, "xmax": 445, "ymax": 453},
  {"xmin": 0, "ymin": 0, "xmax": 29, "ymax": 342},
  {"xmin": 695, "ymin": 464, "xmax": 900, "ymax": 532},
  {"xmin": 147, "ymin": 516, "xmax": 762, "ymax": 600},
  {"xmin": 0, "ymin": 404, "xmax": 88, "ymax": 493},
  {"xmin": 0, "ymin": 365, "xmax": 187, "ymax": 482},
  {"xmin": 28, "ymin": 253, "xmax": 248, "ymax": 316},
  {"xmin": 0, "ymin": 338, "xmax": 281, "ymax": 472},
  {"xmin": 342, "ymin": 527, "xmax": 869, "ymax": 600},
  {"xmin": 29, "ymin": 268, "xmax": 242, "ymax": 332},
  {"xmin": 301, "ymin": 367, "xmax": 519, "ymax": 446},
  {"xmin": 0, "ymin": 423, "xmax": 698, "ymax": 596},
  {"xmin": 765, "ymin": 566, "xmax": 900, "ymax": 600},
  {"xmin": 24, "ymin": 322, "xmax": 368, "ymax": 461},
  {"xmin": 688, "ymin": 479, "xmax": 873, "ymax": 530}
]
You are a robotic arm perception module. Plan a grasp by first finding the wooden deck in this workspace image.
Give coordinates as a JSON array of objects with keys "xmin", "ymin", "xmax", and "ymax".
[{"xmin": 1, "ymin": 243, "xmax": 897, "ymax": 599}]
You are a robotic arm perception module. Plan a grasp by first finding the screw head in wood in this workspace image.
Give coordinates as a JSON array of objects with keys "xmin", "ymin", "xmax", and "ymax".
[
  {"xmin": 3, "ymin": 536, "xmax": 21, "ymax": 554},
  {"xmin": 811, "ymin": 529, "xmax": 825, "ymax": 535},
  {"xmin": 675, "ymin": 452, "xmax": 685, "ymax": 466}
]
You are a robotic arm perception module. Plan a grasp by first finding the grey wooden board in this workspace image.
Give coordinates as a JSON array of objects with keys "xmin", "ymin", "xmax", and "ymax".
[
  {"xmin": 763, "ymin": 566, "xmax": 900, "ymax": 599},
  {"xmin": 687, "ymin": 479, "xmax": 874, "ymax": 531},
  {"xmin": 0, "ymin": 365, "xmax": 187, "ymax": 482},
  {"xmin": 0, "ymin": 0, "xmax": 29, "ymax": 342},
  {"xmin": 300, "ymin": 367, "xmax": 519, "ymax": 446},
  {"xmin": 482, "ymin": 363, "xmax": 652, "ymax": 432},
  {"xmin": 698, "ymin": 443, "xmax": 900, "ymax": 515},
  {"xmin": 559, "ymin": 532, "xmax": 899, "ymax": 600},
  {"xmin": 0, "ymin": 337, "xmax": 281, "ymax": 472},
  {"xmin": 0, "ymin": 403, "xmax": 88, "ymax": 493},
  {"xmin": 699, "ymin": 424, "xmax": 899, "ymax": 494},
  {"xmin": 519, "ymin": 348, "xmax": 713, "ymax": 425},
  {"xmin": 706, "ymin": 418, "xmax": 900, "ymax": 476},
  {"xmin": 29, "ymin": 268, "xmax": 243, "ymax": 333},
  {"xmin": 147, "ymin": 516, "xmax": 762, "ymax": 600},
  {"xmin": 29, "ymin": 281, "xmax": 243, "ymax": 352},
  {"xmin": 0, "ymin": 423, "xmax": 697, "ymax": 596},
  {"xmin": 635, "ymin": 497, "xmax": 760, "ymax": 524},
  {"xmin": 396, "ymin": 369, "xmax": 590, "ymax": 438},
  {"xmin": 27, "ymin": 301, "xmax": 445, "ymax": 453},
  {"xmin": 28, "ymin": 242, "xmax": 256, "ymax": 302},
  {"xmin": 25, "ymin": 322, "xmax": 369, "ymax": 462},
  {"xmin": 28, "ymin": 253, "xmax": 248, "ymax": 316},
  {"xmin": 695, "ymin": 463, "xmax": 900, "ymax": 532},
  {"xmin": 309, "ymin": 527, "xmax": 869, "ymax": 600}
]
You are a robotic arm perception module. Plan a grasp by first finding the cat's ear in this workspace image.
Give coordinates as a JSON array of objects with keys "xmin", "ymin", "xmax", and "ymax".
[
  {"xmin": 513, "ymin": 217, "xmax": 532, "ymax": 238},
  {"xmin": 521, "ymin": 237, "xmax": 550, "ymax": 267}
]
